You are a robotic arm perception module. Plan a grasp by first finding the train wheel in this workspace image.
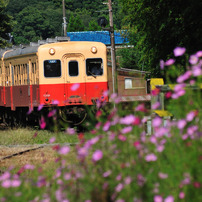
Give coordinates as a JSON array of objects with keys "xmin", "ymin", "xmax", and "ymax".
[{"xmin": 59, "ymin": 106, "xmax": 87, "ymax": 126}]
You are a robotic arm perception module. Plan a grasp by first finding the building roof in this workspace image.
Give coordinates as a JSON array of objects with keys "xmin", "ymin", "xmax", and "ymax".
[{"xmin": 67, "ymin": 31, "xmax": 129, "ymax": 45}]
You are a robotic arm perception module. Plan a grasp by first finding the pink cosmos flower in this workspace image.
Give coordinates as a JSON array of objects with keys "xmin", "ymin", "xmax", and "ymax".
[
  {"xmin": 186, "ymin": 111, "xmax": 196, "ymax": 122},
  {"xmin": 48, "ymin": 109, "xmax": 56, "ymax": 117},
  {"xmin": 137, "ymin": 174, "xmax": 146, "ymax": 186},
  {"xmin": 103, "ymin": 170, "xmax": 112, "ymax": 178},
  {"xmin": 177, "ymin": 119, "xmax": 187, "ymax": 129},
  {"xmin": 118, "ymin": 134, "xmax": 127, "ymax": 141},
  {"xmin": 0, "ymin": 172, "xmax": 10, "ymax": 181},
  {"xmin": 158, "ymin": 172, "xmax": 168, "ymax": 179},
  {"xmin": 64, "ymin": 173, "xmax": 71, "ymax": 180},
  {"xmin": 165, "ymin": 58, "xmax": 175, "ymax": 66},
  {"xmin": 66, "ymin": 127, "xmax": 75, "ymax": 135},
  {"xmin": 164, "ymin": 195, "xmax": 174, "ymax": 202},
  {"xmin": 135, "ymin": 103, "xmax": 147, "ymax": 112},
  {"xmin": 120, "ymin": 114, "xmax": 136, "ymax": 125},
  {"xmin": 160, "ymin": 60, "xmax": 165, "ymax": 69},
  {"xmin": 151, "ymin": 88, "xmax": 160, "ymax": 96},
  {"xmin": 154, "ymin": 195, "xmax": 163, "ymax": 202},
  {"xmin": 39, "ymin": 116, "xmax": 46, "ymax": 129},
  {"xmin": 196, "ymin": 50, "xmax": 202, "ymax": 57},
  {"xmin": 37, "ymin": 104, "xmax": 44, "ymax": 111},
  {"xmin": 152, "ymin": 101, "xmax": 160, "ymax": 110},
  {"xmin": 179, "ymin": 192, "xmax": 185, "ymax": 199},
  {"xmin": 1, "ymin": 180, "xmax": 11, "ymax": 188},
  {"xmin": 24, "ymin": 164, "xmax": 35, "ymax": 170},
  {"xmin": 121, "ymin": 126, "xmax": 132, "ymax": 134},
  {"xmin": 152, "ymin": 117, "xmax": 162, "ymax": 128},
  {"xmin": 192, "ymin": 65, "xmax": 202, "ymax": 76},
  {"xmin": 150, "ymin": 136, "xmax": 157, "ymax": 144},
  {"xmin": 52, "ymin": 100, "xmax": 60, "ymax": 105},
  {"xmin": 173, "ymin": 47, "xmax": 186, "ymax": 57},
  {"xmin": 116, "ymin": 174, "xmax": 122, "ymax": 181},
  {"xmin": 177, "ymin": 71, "xmax": 192, "ymax": 83},
  {"xmin": 27, "ymin": 108, "xmax": 33, "ymax": 115},
  {"xmin": 133, "ymin": 141, "xmax": 140, "ymax": 148},
  {"xmin": 182, "ymin": 134, "xmax": 189, "ymax": 140},
  {"xmin": 189, "ymin": 55, "xmax": 198, "ymax": 65},
  {"xmin": 116, "ymin": 199, "xmax": 125, "ymax": 202},
  {"xmin": 165, "ymin": 91, "xmax": 172, "ymax": 99},
  {"xmin": 49, "ymin": 137, "xmax": 56, "ymax": 143},
  {"xmin": 70, "ymin": 83, "xmax": 80, "ymax": 91},
  {"xmin": 156, "ymin": 145, "xmax": 165, "ymax": 152},
  {"xmin": 124, "ymin": 176, "xmax": 132, "ymax": 185},
  {"xmin": 103, "ymin": 121, "xmax": 111, "ymax": 131},
  {"xmin": 92, "ymin": 150, "xmax": 103, "ymax": 162},
  {"xmin": 58, "ymin": 146, "xmax": 70, "ymax": 155},
  {"xmin": 11, "ymin": 180, "xmax": 21, "ymax": 187},
  {"xmin": 115, "ymin": 183, "xmax": 124, "ymax": 192},
  {"xmin": 187, "ymin": 125, "xmax": 198, "ymax": 135},
  {"xmin": 145, "ymin": 153, "xmax": 157, "ymax": 162}
]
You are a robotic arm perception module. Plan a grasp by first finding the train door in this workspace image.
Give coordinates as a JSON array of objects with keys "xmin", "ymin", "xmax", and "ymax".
[{"xmin": 62, "ymin": 54, "xmax": 86, "ymax": 105}]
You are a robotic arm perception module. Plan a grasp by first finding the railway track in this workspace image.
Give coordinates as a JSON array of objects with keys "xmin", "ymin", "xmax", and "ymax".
[{"xmin": 0, "ymin": 143, "xmax": 78, "ymax": 161}]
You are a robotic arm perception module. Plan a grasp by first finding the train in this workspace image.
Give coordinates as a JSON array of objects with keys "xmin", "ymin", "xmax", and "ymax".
[{"xmin": 0, "ymin": 37, "xmax": 150, "ymax": 126}]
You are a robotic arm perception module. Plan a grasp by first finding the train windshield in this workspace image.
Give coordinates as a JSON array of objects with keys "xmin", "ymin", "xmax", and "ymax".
[
  {"xmin": 44, "ymin": 60, "xmax": 61, "ymax": 78},
  {"xmin": 86, "ymin": 58, "xmax": 103, "ymax": 76}
]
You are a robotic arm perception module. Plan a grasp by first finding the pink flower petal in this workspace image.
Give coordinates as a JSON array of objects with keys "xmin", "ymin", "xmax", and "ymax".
[
  {"xmin": 179, "ymin": 192, "xmax": 185, "ymax": 199},
  {"xmin": 38, "ymin": 104, "xmax": 44, "ymax": 111},
  {"xmin": 160, "ymin": 60, "xmax": 165, "ymax": 69},
  {"xmin": 92, "ymin": 150, "xmax": 103, "ymax": 162},
  {"xmin": 164, "ymin": 195, "xmax": 174, "ymax": 202},
  {"xmin": 1, "ymin": 180, "xmax": 11, "ymax": 188},
  {"xmin": 196, "ymin": 50, "xmax": 202, "ymax": 57},
  {"xmin": 186, "ymin": 111, "xmax": 196, "ymax": 122},
  {"xmin": 189, "ymin": 55, "xmax": 199, "ymax": 65},
  {"xmin": 173, "ymin": 47, "xmax": 186, "ymax": 57},
  {"xmin": 152, "ymin": 117, "xmax": 162, "ymax": 127},
  {"xmin": 154, "ymin": 195, "xmax": 163, "ymax": 202},
  {"xmin": 165, "ymin": 58, "xmax": 175, "ymax": 66},
  {"xmin": 177, "ymin": 119, "xmax": 187, "ymax": 129},
  {"xmin": 192, "ymin": 65, "xmax": 202, "ymax": 76},
  {"xmin": 158, "ymin": 172, "xmax": 168, "ymax": 179},
  {"xmin": 145, "ymin": 153, "xmax": 157, "ymax": 162},
  {"xmin": 121, "ymin": 126, "xmax": 132, "ymax": 134},
  {"xmin": 58, "ymin": 146, "xmax": 70, "ymax": 155},
  {"xmin": 52, "ymin": 100, "xmax": 60, "ymax": 105},
  {"xmin": 39, "ymin": 116, "xmax": 46, "ymax": 129},
  {"xmin": 49, "ymin": 137, "xmax": 56, "ymax": 143},
  {"xmin": 70, "ymin": 83, "xmax": 80, "ymax": 91}
]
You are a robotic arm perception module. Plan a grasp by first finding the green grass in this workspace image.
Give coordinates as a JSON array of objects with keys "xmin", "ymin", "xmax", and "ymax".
[{"xmin": 0, "ymin": 127, "xmax": 78, "ymax": 145}]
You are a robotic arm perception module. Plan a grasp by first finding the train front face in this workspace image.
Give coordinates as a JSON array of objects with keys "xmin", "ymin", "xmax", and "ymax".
[{"xmin": 37, "ymin": 41, "xmax": 109, "ymax": 107}]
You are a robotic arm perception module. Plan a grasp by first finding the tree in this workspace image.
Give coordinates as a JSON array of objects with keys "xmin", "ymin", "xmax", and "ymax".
[
  {"xmin": 13, "ymin": 6, "xmax": 60, "ymax": 44},
  {"xmin": 0, "ymin": 0, "xmax": 12, "ymax": 47},
  {"xmin": 119, "ymin": 0, "xmax": 202, "ymax": 76},
  {"xmin": 67, "ymin": 13, "xmax": 84, "ymax": 32}
]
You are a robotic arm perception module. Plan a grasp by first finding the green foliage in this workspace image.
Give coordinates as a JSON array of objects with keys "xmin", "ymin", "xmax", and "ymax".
[
  {"xmin": 5, "ymin": 0, "xmax": 117, "ymax": 44},
  {"xmin": 119, "ymin": 0, "xmax": 202, "ymax": 76},
  {"xmin": 0, "ymin": 0, "xmax": 12, "ymax": 47}
]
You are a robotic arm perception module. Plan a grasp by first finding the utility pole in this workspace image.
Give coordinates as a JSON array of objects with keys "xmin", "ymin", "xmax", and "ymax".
[
  {"xmin": 108, "ymin": 0, "xmax": 117, "ymax": 94},
  {"xmin": 62, "ymin": 0, "xmax": 67, "ymax": 37}
]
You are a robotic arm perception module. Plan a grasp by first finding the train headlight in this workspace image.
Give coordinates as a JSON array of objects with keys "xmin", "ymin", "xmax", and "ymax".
[
  {"xmin": 49, "ymin": 48, "xmax": 55, "ymax": 55},
  {"xmin": 91, "ymin": 46, "xmax": 97, "ymax": 54}
]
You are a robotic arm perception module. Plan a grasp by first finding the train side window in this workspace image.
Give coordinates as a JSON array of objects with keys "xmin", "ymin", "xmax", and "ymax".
[
  {"xmin": 86, "ymin": 58, "xmax": 103, "ymax": 76},
  {"xmin": 125, "ymin": 78, "xmax": 133, "ymax": 89},
  {"xmin": 69, "ymin": 61, "xmax": 78, "ymax": 76},
  {"xmin": 44, "ymin": 60, "xmax": 61, "ymax": 78}
]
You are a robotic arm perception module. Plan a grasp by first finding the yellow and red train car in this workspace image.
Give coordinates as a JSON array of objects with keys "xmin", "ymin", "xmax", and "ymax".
[{"xmin": 0, "ymin": 37, "xmax": 149, "ymax": 126}]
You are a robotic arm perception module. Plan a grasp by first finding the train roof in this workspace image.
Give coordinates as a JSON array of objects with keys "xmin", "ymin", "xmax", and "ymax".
[{"xmin": 0, "ymin": 36, "xmax": 70, "ymax": 59}]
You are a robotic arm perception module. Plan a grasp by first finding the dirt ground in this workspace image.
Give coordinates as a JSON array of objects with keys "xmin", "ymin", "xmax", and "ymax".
[{"xmin": 0, "ymin": 146, "xmax": 58, "ymax": 170}]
